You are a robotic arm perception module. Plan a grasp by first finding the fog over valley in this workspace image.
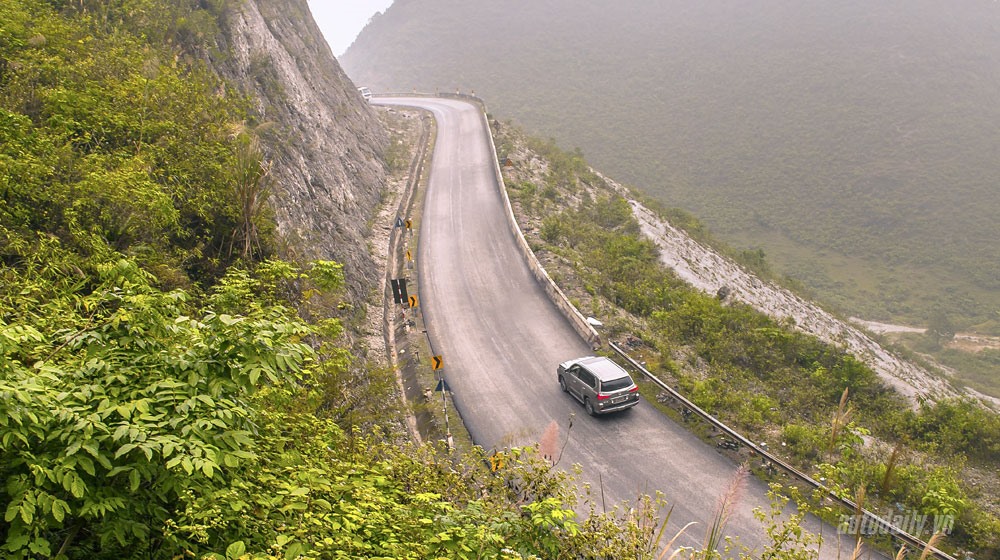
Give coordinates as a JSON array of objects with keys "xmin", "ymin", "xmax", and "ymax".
[{"xmin": 342, "ymin": 0, "xmax": 1000, "ymax": 396}]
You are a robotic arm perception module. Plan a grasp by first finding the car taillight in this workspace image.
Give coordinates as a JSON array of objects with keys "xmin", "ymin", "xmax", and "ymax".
[
  {"xmin": 629, "ymin": 386, "xmax": 639, "ymax": 393},
  {"xmin": 597, "ymin": 393, "xmax": 611, "ymax": 401}
]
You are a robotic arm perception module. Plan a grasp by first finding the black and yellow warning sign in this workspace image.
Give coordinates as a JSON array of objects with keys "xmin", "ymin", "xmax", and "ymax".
[
  {"xmin": 488, "ymin": 452, "xmax": 505, "ymax": 472},
  {"xmin": 431, "ymin": 355, "xmax": 443, "ymax": 370},
  {"xmin": 408, "ymin": 294, "xmax": 418, "ymax": 308}
]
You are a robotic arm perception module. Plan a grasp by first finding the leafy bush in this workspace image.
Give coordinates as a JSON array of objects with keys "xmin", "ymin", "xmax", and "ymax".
[
  {"xmin": 896, "ymin": 399, "xmax": 1000, "ymax": 463},
  {"xmin": 0, "ymin": 247, "xmax": 313, "ymax": 558},
  {"xmin": 781, "ymin": 424, "xmax": 826, "ymax": 463}
]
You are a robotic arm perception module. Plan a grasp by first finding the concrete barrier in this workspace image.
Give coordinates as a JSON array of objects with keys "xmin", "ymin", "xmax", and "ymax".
[{"xmin": 471, "ymin": 97, "xmax": 602, "ymax": 350}]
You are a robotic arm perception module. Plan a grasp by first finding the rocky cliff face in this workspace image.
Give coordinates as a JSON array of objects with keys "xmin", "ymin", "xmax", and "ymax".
[{"xmin": 210, "ymin": 0, "xmax": 388, "ymax": 302}]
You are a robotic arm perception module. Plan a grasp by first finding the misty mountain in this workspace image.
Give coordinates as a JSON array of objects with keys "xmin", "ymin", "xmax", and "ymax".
[{"xmin": 342, "ymin": 0, "xmax": 1000, "ymax": 330}]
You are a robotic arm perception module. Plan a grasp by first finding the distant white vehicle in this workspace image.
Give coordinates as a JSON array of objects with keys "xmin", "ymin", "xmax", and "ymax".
[{"xmin": 357, "ymin": 86, "xmax": 373, "ymax": 102}]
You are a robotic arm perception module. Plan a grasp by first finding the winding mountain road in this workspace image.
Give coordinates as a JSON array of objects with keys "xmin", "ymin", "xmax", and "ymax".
[{"xmin": 375, "ymin": 96, "xmax": 865, "ymax": 558}]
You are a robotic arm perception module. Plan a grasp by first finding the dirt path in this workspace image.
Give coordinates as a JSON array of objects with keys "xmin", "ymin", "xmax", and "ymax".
[
  {"xmin": 848, "ymin": 319, "xmax": 1000, "ymax": 353},
  {"xmin": 848, "ymin": 318, "xmax": 927, "ymax": 335}
]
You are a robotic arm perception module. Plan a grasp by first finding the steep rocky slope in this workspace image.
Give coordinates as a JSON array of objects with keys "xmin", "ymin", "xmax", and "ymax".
[
  {"xmin": 210, "ymin": 0, "xmax": 388, "ymax": 303},
  {"xmin": 623, "ymin": 185, "xmax": 963, "ymax": 403}
]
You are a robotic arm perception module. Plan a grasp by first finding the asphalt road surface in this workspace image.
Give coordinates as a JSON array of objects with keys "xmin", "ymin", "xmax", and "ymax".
[{"xmin": 375, "ymin": 96, "xmax": 869, "ymax": 558}]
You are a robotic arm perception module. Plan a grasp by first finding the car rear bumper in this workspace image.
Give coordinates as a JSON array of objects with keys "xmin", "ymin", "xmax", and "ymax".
[{"xmin": 597, "ymin": 397, "xmax": 639, "ymax": 414}]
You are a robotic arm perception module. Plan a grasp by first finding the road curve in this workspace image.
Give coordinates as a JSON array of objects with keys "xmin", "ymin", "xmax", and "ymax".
[{"xmin": 375, "ymin": 96, "xmax": 863, "ymax": 558}]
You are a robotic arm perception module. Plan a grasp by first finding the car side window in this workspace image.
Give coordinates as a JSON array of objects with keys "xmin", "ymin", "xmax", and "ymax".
[{"xmin": 579, "ymin": 370, "xmax": 597, "ymax": 389}]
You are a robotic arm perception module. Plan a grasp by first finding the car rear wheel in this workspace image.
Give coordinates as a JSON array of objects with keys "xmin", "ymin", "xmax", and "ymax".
[
  {"xmin": 559, "ymin": 376, "xmax": 567, "ymax": 392},
  {"xmin": 584, "ymin": 398, "xmax": 596, "ymax": 416}
]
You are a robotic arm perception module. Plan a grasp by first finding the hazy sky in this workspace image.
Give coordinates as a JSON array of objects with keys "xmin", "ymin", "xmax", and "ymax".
[{"xmin": 307, "ymin": 1, "xmax": 394, "ymax": 57}]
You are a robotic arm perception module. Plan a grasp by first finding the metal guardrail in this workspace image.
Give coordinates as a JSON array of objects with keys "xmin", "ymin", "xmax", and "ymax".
[{"xmin": 610, "ymin": 342, "xmax": 957, "ymax": 560}]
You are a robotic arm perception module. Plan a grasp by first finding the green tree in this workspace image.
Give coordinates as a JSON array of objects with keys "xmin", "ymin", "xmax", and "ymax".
[{"xmin": 926, "ymin": 309, "xmax": 956, "ymax": 350}]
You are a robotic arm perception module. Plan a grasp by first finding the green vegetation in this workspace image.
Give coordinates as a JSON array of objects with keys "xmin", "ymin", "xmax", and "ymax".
[
  {"xmin": 4, "ymin": 0, "xmax": 996, "ymax": 557},
  {"xmin": 498, "ymin": 127, "xmax": 1000, "ymax": 556},
  {"xmin": 0, "ymin": 245, "xmax": 315, "ymax": 557},
  {"xmin": 0, "ymin": 241, "xmax": 663, "ymax": 558},
  {"xmin": 1, "ymin": 0, "xmax": 256, "ymax": 284}
]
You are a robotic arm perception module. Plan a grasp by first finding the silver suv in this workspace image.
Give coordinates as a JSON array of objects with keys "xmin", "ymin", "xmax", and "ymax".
[{"xmin": 557, "ymin": 356, "xmax": 639, "ymax": 415}]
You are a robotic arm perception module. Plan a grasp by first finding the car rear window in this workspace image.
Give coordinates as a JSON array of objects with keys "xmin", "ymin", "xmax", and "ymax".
[{"xmin": 601, "ymin": 376, "xmax": 633, "ymax": 392}]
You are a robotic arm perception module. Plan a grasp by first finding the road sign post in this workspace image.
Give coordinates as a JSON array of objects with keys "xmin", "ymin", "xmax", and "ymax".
[{"xmin": 431, "ymin": 356, "xmax": 451, "ymax": 449}]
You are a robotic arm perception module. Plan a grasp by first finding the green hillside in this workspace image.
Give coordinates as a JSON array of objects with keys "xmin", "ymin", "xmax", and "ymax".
[{"xmin": 343, "ymin": 0, "xmax": 1000, "ymax": 332}]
